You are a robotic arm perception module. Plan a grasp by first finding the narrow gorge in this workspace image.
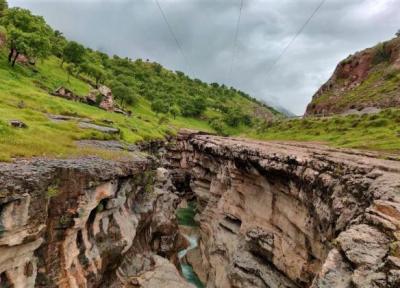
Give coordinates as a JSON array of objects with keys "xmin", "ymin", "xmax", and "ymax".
[{"xmin": 0, "ymin": 130, "xmax": 400, "ymax": 288}]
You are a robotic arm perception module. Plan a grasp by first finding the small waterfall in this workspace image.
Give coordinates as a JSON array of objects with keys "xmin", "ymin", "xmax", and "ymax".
[{"xmin": 178, "ymin": 233, "xmax": 205, "ymax": 288}]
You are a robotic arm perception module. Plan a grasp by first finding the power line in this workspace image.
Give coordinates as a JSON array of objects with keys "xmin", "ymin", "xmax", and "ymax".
[
  {"xmin": 154, "ymin": 0, "xmax": 193, "ymax": 76},
  {"xmin": 265, "ymin": 0, "xmax": 327, "ymax": 77},
  {"xmin": 227, "ymin": 0, "xmax": 244, "ymax": 85}
]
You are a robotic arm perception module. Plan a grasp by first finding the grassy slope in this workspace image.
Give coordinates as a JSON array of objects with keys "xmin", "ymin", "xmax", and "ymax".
[
  {"xmin": 0, "ymin": 46, "xmax": 399, "ymax": 160},
  {"xmin": 0, "ymin": 47, "xmax": 214, "ymax": 161},
  {"xmin": 248, "ymin": 109, "xmax": 400, "ymax": 154}
]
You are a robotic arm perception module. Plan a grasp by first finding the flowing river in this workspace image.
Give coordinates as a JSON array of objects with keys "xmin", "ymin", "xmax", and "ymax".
[{"xmin": 178, "ymin": 233, "xmax": 205, "ymax": 288}]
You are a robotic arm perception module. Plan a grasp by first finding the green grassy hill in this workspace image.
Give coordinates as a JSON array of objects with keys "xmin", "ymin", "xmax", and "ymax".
[
  {"xmin": 0, "ymin": 7, "xmax": 281, "ymax": 161},
  {"xmin": 0, "ymin": 51, "xmax": 212, "ymax": 161}
]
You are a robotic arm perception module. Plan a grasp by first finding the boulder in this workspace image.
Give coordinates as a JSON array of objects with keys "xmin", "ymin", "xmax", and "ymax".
[
  {"xmin": 9, "ymin": 120, "xmax": 27, "ymax": 128},
  {"xmin": 52, "ymin": 86, "xmax": 80, "ymax": 101}
]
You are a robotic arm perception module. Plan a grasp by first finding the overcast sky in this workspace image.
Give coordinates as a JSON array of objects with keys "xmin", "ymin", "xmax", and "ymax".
[{"xmin": 9, "ymin": 0, "xmax": 400, "ymax": 115}]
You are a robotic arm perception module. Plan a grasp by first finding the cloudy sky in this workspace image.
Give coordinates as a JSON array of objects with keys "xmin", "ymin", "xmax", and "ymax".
[{"xmin": 9, "ymin": 0, "xmax": 400, "ymax": 115}]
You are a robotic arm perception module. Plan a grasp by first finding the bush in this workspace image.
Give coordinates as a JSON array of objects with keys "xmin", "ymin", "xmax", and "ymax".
[
  {"xmin": 151, "ymin": 99, "xmax": 169, "ymax": 114},
  {"xmin": 373, "ymin": 43, "xmax": 391, "ymax": 64},
  {"xmin": 209, "ymin": 117, "xmax": 226, "ymax": 135}
]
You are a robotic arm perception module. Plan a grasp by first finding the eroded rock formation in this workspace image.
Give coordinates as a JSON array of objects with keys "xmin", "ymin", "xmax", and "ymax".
[
  {"xmin": 0, "ymin": 157, "xmax": 192, "ymax": 288},
  {"xmin": 1, "ymin": 131, "xmax": 400, "ymax": 288},
  {"xmin": 167, "ymin": 130, "xmax": 400, "ymax": 288}
]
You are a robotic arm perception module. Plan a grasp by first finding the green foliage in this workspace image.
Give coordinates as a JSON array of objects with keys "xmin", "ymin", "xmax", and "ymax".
[
  {"xmin": 111, "ymin": 84, "xmax": 137, "ymax": 107},
  {"xmin": 62, "ymin": 41, "xmax": 86, "ymax": 66},
  {"xmin": 151, "ymin": 98, "xmax": 169, "ymax": 114},
  {"xmin": 373, "ymin": 43, "xmax": 391, "ymax": 65},
  {"xmin": 80, "ymin": 62, "xmax": 106, "ymax": 85},
  {"xmin": 181, "ymin": 97, "xmax": 206, "ymax": 117},
  {"xmin": 0, "ymin": 0, "xmax": 7, "ymax": 17},
  {"xmin": 47, "ymin": 185, "xmax": 59, "ymax": 198},
  {"xmin": 1, "ymin": 8, "xmax": 52, "ymax": 65},
  {"xmin": 251, "ymin": 109, "xmax": 400, "ymax": 153},
  {"xmin": 169, "ymin": 104, "xmax": 180, "ymax": 119},
  {"xmin": 51, "ymin": 30, "xmax": 67, "ymax": 58},
  {"xmin": 224, "ymin": 108, "xmax": 252, "ymax": 127}
]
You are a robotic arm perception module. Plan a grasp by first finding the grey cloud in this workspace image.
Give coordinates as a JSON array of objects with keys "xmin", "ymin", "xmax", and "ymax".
[{"xmin": 9, "ymin": 0, "xmax": 400, "ymax": 115}]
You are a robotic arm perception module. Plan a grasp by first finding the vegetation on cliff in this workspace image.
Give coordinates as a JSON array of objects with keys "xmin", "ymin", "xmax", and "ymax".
[{"xmin": 306, "ymin": 36, "xmax": 400, "ymax": 115}]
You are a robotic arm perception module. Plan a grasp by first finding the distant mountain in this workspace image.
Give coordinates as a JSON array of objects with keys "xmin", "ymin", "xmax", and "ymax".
[
  {"xmin": 306, "ymin": 36, "xmax": 400, "ymax": 116},
  {"xmin": 273, "ymin": 105, "xmax": 296, "ymax": 117}
]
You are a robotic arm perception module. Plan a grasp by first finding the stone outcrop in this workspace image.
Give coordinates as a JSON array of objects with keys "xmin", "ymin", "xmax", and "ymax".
[
  {"xmin": 166, "ymin": 130, "xmax": 400, "ymax": 288},
  {"xmin": 0, "ymin": 157, "xmax": 191, "ymax": 288},
  {"xmin": 52, "ymin": 87, "xmax": 81, "ymax": 102},
  {"xmin": 306, "ymin": 36, "xmax": 400, "ymax": 116},
  {"xmin": 1, "ymin": 130, "xmax": 400, "ymax": 288}
]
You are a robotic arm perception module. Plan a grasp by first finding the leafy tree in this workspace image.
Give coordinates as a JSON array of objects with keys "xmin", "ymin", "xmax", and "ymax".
[
  {"xmin": 80, "ymin": 62, "xmax": 106, "ymax": 86},
  {"xmin": 0, "ymin": 0, "xmax": 7, "ymax": 17},
  {"xmin": 181, "ymin": 97, "xmax": 206, "ymax": 117},
  {"xmin": 66, "ymin": 63, "xmax": 76, "ymax": 83},
  {"xmin": 1, "ymin": 8, "xmax": 52, "ymax": 66},
  {"xmin": 224, "ymin": 108, "xmax": 253, "ymax": 127},
  {"xmin": 51, "ymin": 30, "xmax": 67, "ymax": 57},
  {"xmin": 112, "ymin": 84, "xmax": 137, "ymax": 107},
  {"xmin": 169, "ymin": 104, "xmax": 180, "ymax": 119},
  {"xmin": 61, "ymin": 41, "xmax": 86, "ymax": 67},
  {"xmin": 151, "ymin": 99, "xmax": 169, "ymax": 115},
  {"xmin": 396, "ymin": 30, "xmax": 400, "ymax": 37}
]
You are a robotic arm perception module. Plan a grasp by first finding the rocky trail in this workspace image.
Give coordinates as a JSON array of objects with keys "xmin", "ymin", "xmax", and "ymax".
[{"xmin": 0, "ymin": 130, "xmax": 399, "ymax": 287}]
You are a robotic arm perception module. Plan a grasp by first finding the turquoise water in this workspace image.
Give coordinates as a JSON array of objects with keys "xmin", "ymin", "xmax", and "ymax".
[
  {"xmin": 178, "ymin": 234, "xmax": 205, "ymax": 288},
  {"xmin": 181, "ymin": 263, "xmax": 205, "ymax": 288}
]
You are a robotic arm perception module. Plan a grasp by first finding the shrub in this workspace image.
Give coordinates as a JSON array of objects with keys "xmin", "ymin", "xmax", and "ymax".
[{"xmin": 373, "ymin": 43, "xmax": 391, "ymax": 64}]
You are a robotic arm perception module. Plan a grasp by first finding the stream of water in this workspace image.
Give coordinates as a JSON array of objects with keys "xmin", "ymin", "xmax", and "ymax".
[{"xmin": 178, "ymin": 234, "xmax": 205, "ymax": 288}]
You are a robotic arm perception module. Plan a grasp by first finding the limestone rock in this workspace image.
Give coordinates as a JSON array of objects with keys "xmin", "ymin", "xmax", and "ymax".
[
  {"xmin": 78, "ymin": 121, "xmax": 120, "ymax": 134},
  {"xmin": 337, "ymin": 224, "xmax": 389, "ymax": 267},
  {"xmin": 166, "ymin": 130, "xmax": 400, "ymax": 288}
]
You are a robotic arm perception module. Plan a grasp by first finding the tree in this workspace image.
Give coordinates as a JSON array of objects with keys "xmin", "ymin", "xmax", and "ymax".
[
  {"xmin": 66, "ymin": 63, "xmax": 76, "ymax": 83},
  {"xmin": 80, "ymin": 62, "xmax": 106, "ymax": 86},
  {"xmin": 0, "ymin": 0, "xmax": 8, "ymax": 17},
  {"xmin": 61, "ymin": 41, "xmax": 86, "ymax": 67},
  {"xmin": 112, "ymin": 84, "xmax": 137, "ymax": 108},
  {"xmin": 396, "ymin": 30, "xmax": 400, "ymax": 37},
  {"xmin": 169, "ymin": 105, "xmax": 180, "ymax": 119},
  {"xmin": 1, "ymin": 8, "xmax": 52, "ymax": 66},
  {"xmin": 151, "ymin": 99, "xmax": 169, "ymax": 115},
  {"xmin": 51, "ymin": 30, "xmax": 67, "ymax": 57},
  {"xmin": 181, "ymin": 97, "xmax": 206, "ymax": 117}
]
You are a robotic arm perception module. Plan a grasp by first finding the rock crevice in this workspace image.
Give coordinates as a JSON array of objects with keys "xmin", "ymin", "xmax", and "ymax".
[{"xmin": 166, "ymin": 130, "xmax": 400, "ymax": 288}]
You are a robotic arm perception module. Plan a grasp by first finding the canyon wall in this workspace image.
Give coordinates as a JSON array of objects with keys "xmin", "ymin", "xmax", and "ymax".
[
  {"xmin": 0, "ymin": 156, "xmax": 192, "ymax": 288},
  {"xmin": 167, "ymin": 130, "xmax": 400, "ymax": 288},
  {"xmin": 1, "ymin": 131, "xmax": 400, "ymax": 288}
]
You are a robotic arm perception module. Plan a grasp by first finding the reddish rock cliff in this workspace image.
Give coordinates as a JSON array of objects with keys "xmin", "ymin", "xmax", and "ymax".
[{"xmin": 306, "ymin": 37, "xmax": 400, "ymax": 116}]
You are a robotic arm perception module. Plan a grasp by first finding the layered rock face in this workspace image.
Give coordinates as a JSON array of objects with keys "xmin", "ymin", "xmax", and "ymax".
[
  {"xmin": 167, "ymin": 130, "xmax": 400, "ymax": 288},
  {"xmin": 0, "ymin": 157, "xmax": 192, "ymax": 288}
]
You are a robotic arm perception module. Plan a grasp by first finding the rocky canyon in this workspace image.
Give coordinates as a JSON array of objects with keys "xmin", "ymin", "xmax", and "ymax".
[{"xmin": 0, "ymin": 130, "xmax": 400, "ymax": 288}]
